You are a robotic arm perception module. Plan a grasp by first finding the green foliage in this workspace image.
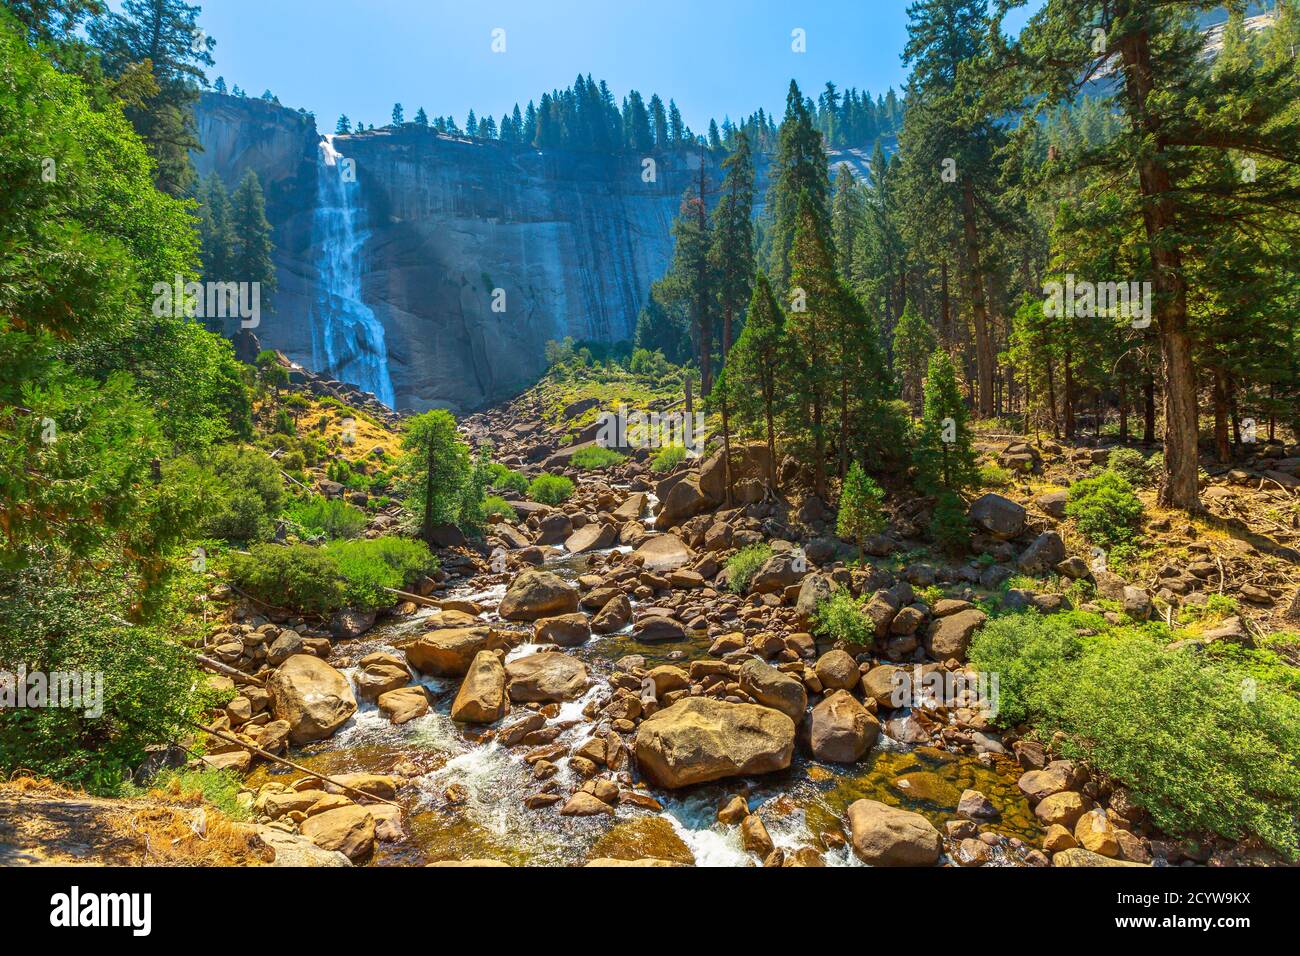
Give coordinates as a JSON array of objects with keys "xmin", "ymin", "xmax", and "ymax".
[
  {"xmin": 397, "ymin": 409, "xmax": 475, "ymax": 539},
  {"xmin": 914, "ymin": 349, "xmax": 978, "ymax": 494},
  {"xmin": 130, "ymin": 767, "xmax": 249, "ymax": 821},
  {"xmin": 969, "ymin": 612, "xmax": 1300, "ymax": 858},
  {"xmin": 724, "ymin": 543, "xmax": 773, "ymax": 594},
  {"xmin": 929, "ymin": 490, "xmax": 971, "ymax": 555},
  {"xmin": 812, "ymin": 590, "xmax": 873, "ymax": 646},
  {"xmin": 482, "ymin": 495, "xmax": 517, "ymax": 521},
  {"xmin": 229, "ymin": 543, "xmax": 344, "ymax": 615},
  {"xmin": 978, "ymin": 463, "xmax": 1014, "ymax": 488},
  {"xmin": 487, "ymin": 462, "xmax": 529, "ymax": 495},
  {"xmin": 201, "ymin": 445, "xmax": 285, "ymax": 544},
  {"xmin": 1065, "ymin": 470, "xmax": 1144, "ymax": 548},
  {"xmin": 570, "ymin": 445, "xmax": 626, "ymax": 470},
  {"xmin": 528, "ymin": 473, "xmax": 575, "ymax": 505},
  {"xmin": 325, "ymin": 537, "xmax": 439, "ymax": 611},
  {"xmin": 1106, "ymin": 447, "xmax": 1158, "ymax": 488},
  {"xmin": 285, "ymin": 495, "xmax": 367, "ymax": 540},
  {"xmin": 651, "ymin": 444, "xmax": 687, "ymax": 473},
  {"xmin": 891, "ymin": 304, "xmax": 937, "ymax": 407},
  {"xmin": 837, "ymin": 462, "xmax": 886, "ymax": 557}
]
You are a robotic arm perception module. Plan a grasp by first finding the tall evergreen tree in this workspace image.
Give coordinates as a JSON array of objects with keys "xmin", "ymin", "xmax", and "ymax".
[
  {"xmin": 230, "ymin": 169, "xmax": 275, "ymax": 313},
  {"xmin": 763, "ymin": 80, "xmax": 831, "ymax": 296},
  {"xmin": 709, "ymin": 132, "xmax": 756, "ymax": 362}
]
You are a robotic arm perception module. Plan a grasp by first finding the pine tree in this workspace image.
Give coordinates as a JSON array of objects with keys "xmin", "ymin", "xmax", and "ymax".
[
  {"xmin": 892, "ymin": 304, "xmax": 937, "ymax": 410},
  {"xmin": 230, "ymin": 170, "xmax": 275, "ymax": 313},
  {"xmin": 391, "ymin": 102, "xmax": 404, "ymax": 126},
  {"xmin": 728, "ymin": 272, "xmax": 786, "ymax": 492},
  {"xmin": 196, "ymin": 172, "xmax": 234, "ymax": 282},
  {"xmin": 763, "ymin": 80, "xmax": 831, "ymax": 295},
  {"xmin": 335, "ymin": 114, "xmax": 351, "ymax": 134},
  {"xmin": 709, "ymin": 132, "xmax": 756, "ymax": 362},
  {"xmin": 414, "ymin": 107, "xmax": 428, "ymax": 126},
  {"xmin": 837, "ymin": 462, "xmax": 886, "ymax": 562},
  {"xmin": 915, "ymin": 348, "xmax": 976, "ymax": 494}
]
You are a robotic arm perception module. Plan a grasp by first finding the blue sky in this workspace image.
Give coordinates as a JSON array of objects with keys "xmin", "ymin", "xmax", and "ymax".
[{"xmin": 158, "ymin": 0, "xmax": 1041, "ymax": 131}]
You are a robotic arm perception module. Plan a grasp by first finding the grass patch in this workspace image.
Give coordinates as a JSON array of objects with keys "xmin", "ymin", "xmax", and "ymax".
[
  {"xmin": 812, "ymin": 590, "xmax": 873, "ymax": 646},
  {"xmin": 651, "ymin": 444, "xmax": 688, "ymax": 474},
  {"xmin": 285, "ymin": 495, "xmax": 367, "ymax": 540},
  {"xmin": 571, "ymin": 445, "xmax": 627, "ymax": 470},
  {"xmin": 724, "ymin": 543, "xmax": 772, "ymax": 594}
]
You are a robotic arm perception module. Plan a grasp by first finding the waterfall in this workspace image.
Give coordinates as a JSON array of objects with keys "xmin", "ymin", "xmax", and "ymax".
[{"xmin": 310, "ymin": 135, "xmax": 396, "ymax": 408}]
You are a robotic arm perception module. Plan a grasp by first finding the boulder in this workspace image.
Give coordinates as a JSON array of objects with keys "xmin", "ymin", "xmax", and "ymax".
[
  {"xmin": 809, "ymin": 690, "xmax": 879, "ymax": 763},
  {"xmin": 299, "ymin": 805, "xmax": 375, "ymax": 862},
  {"xmin": 535, "ymin": 512, "xmax": 573, "ymax": 545},
  {"xmin": 1036, "ymin": 490, "xmax": 1068, "ymax": 519},
  {"xmin": 268, "ymin": 655, "xmax": 357, "ymax": 745},
  {"xmin": 564, "ymin": 521, "xmax": 617, "ymax": 554},
  {"xmin": 794, "ymin": 574, "xmax": 835, "ymax": 626},
  {"xmin": 450, "ymin": 650, "xmax": 508, "ymax": 723},
  {"xmin": 504, "ymin": 652, "xmax": 590, "ymax": 702},
  {"xmin": 924, "ymin": 608, "xmax": 987, "ymax": 661},
  {"xmin": 968, "ymin": 493, "xmax": 1027, "ymax": 540},
  {"xmin": 631, "ymin": 534, "xmax": 695, "ymax": 573},
  {"xmin": 404, "ymin": 627, "xmax": 494, "ymax": 676},
  {"xmin": 632, "ymin": 615, "xmax": 687, "ymax": 643},
  {"xmin": 634, "ymin": 698, "xmax": 796, "ymax": 788},
  {"xmin": 738, "ymin": 659, "xmax": 808, "ymax": 723},
  {"xmin": 750, "ymin": 552, "xmax": 805, "ymax": 594},
  {"xmin": 1017, "ymin": 531, "xmax": 1066, "ymax": 575},
  {"xmin": 699, "ymin": 442, "xmax": 772, "ymax": 504},
  {"xmin": 654, "ymin": 476, "xmax": 712, "ymax": 529},
  {"xmin": 533, "ymin": 613, "xmax": 591, "ymax": 647},
  {"xmin": 498, "ymin": 569, "xmax": 579, "ymax": 621},
  {"xmin": 377, "ymin": 686, "xmax": 429, "ymax": 724},
  {"xmin": 592, "ymin": 593, "xmax": 633, "ymax": 633},
  {"xmin": 846, "ymin": 799, "xmax": 942, "ymax": 866},
  {"xmin": 814, "ymin": 649, "xmax": 860, "ymax": 691},
  {"xmin": 1052, "ymin": 847, "xmax": 1146, "ymax": 867}
]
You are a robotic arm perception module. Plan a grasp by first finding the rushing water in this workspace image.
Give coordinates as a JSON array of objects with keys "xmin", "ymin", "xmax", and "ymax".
[{"xmin": 309, "ymin": 135, "xmax": 396, "ymax": 408}]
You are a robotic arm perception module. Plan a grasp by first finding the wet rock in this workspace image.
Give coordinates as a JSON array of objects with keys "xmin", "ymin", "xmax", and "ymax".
[
  {"xmin": 809, "ymin": 690, "xmax": 879, "ymax": 763},
  {"xmin": 533, "ymin": 613, "xmax": 591, "ymax": 647},
  {"xmin": 592, "ymin": 593, "xmax": 632, "ymax": 633},
  {"xmin": 450, "ymin": 650, "xmax": 509, "ymax": 723},
  {"xmin": 498, "ymin": 569, "xmax": 580, "ymax": 621},
  {"xmin": 741, "ymin": 814, "xmax": 775, "ymax": 858},
  {"xmin": 269, "ymin": 655, "xmax": 357, "ymax": 745},
  {"xmin": 738, "ymin": 658, "xmax": 808, "ymax": 724},
  {"xmin": 565, "ymin": 521, "xmax": 617, "ymax": 554},
  {"xmin": 717, "ymin": 795, "xmax": 750, "ymax": 825},
  {"xmin": 846, "ymin": 799, "xmax": 942, "ymax": 866},
  {"xmin": 956, "ymin": 788, "xmax": 999, "ymax": 820},
  {"xmin": 377, "ymin": 686, "xmax": 430, "ymax": 724},
  {"xmin": 505, "ymin": 652, "xmax": 590, "ymax": 702},
  {"xmin": 633, "ymin": 615, "xmax": 687, "ymax": 643},
  {"xmin": 631, "ymin": 534, "xmax": 695, "ymax": 573},
  {"xmin": 634, "ymin": 697, "xmax": 796, "ymax": 788},
  {"xmin": 560, "ymin": 791, "xmax": 615, "ymax": 816},
  {"xmin": 300, "ymin": 806, "xmax": 375, "ymax": 862},
  {"xmin": 1051, "ymin": 847, "xmax": 1146, "ymax": 867},
  {"xmin": 404, "ymin": 627, "xmax": 494, "ymax": 676},
  {"xmin": 354, "ymin": 653, "xmax": 410, "ymax": 701},
  {"xmin": 329, "ymin": 609, "xmax": 376, "ymax": 640}
]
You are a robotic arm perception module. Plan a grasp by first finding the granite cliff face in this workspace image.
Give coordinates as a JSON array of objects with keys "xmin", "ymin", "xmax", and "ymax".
[{"xmin": 194, "ymin": 94, "xmax": 876, "ymax": 413}]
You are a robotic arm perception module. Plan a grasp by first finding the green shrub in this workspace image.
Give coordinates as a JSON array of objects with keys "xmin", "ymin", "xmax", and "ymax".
[
  {"xmin": 837, "ymin": 462, "xmax": 886, "ymax": 559},
  {"xmin": 325, "ymin": 537, "xmax": 440, "ymax": 611},
  {"xmin": 978, "ymin": 463, "xmax": 1014, "ymax": 488},
  {"xmin": 202, "ymin": 445, "xmax": 285, "ymax": 543},
  {"xmin": 528, "ymin": 473, "xmax": 575, "ymax": 505},
  {"xmin": 488, "ymin": 463, "xmax": 530, "ymax": 495},
  {"xmin": 1106, "ymin": 447, "xmax": 1157, "ymax": 487},
  {"xmin": 571, "ymin": 445, "xmax": 626, "ymax": 470},
  {"xmin": 812, "ymin": 590, "xmax": 874, "ymax": 646},
  {"xmin": 229, "ymin": 543, "xmax": 344, "ymax": 614},
  {"xmin": 929, "ymin": 491, "xmax": 971, "ymax": 555},
  {"xmin": 968, "ymin": 611, "xmax": 1300, "ymax": 858},
  {"xmin": 724, "ymin": 543, "xmax": 773, "ymax": 594},
  {"xmin": 1065, "ymin": 470, "xmax": 1144, "ymax": 548},
  {"xmin": 285, "ymin": 495, "xmax": 368, "ymax": 540},
  {"xmin": 651, "ymin": 444, "xmax": 687, "ymax": 474},
  {"xmin": 134, "ymin": 767, "xmax": 249, "ymax": 821},
  {"xmin": 482, "ymin": 495, "xmax": 517, "ymax": 521}
]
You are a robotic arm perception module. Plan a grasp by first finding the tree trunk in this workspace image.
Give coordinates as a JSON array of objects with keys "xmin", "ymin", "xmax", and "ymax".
[
  {"xmin": 1063, "ymin": 345, "xmax": 1076, "ymax": 439},
  {"xmin": 421, "ymin": 434, "xmax": 436, "ymax": 545},
  {"xmin": 1119, "ymin": 25, "xmax": 1200, "ymax": 510},
  {"xmin": 960, "ymin": 183, "xmax": 995, "ymax": 418},
  {"xmin": 1212, "ymin": 367, "xmax": 1231, "ymax": 464},
  {"xmin": 1143, "ymin": 374, "xmax": 1156, "ymax": 443}
]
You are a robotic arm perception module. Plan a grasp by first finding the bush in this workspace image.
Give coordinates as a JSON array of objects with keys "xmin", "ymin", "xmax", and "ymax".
[
  {"xmin": 229, "ymin": 543, "xmax": 345, "ymax": 614},
  {"xmin": 651, "ymin": 444, "xmax": 688, "ymax": 474},
  {"xmin": 968, "ymin": 612, "xmax": 1300, "ymax": 858},
  {"xmin": 482, "ymin": 495, "xmax": 517, "ymax": 521},
  {"xmin": 136, "ymin": 768, "xmax": 248, "ymax": 821},
  {"xmin": 202, "ymin": 445, "xmax": 285, "ymax": 543},
  {"xmin": 1065, "ymin": 470, "xmax": 1144, "ymax": 548},
  {"xmin": 528, "ymin": 473, "xmax": 575, "ymax": 505},
  {"xmin": 487, "ymin": 463, "xmax": 529, "ymax": 495},
  {"xmin": 812, "ymin": 590, "xmax": 874, "ymax": 646},
  {"xmin": 978, "ymin": 463, "xmax": 1014, "ymax": 488},
  {"xmin": 724, "ymin": 543, "xmax": 772, "ymax": 594},
  {"xmin": 326, "ymin": 537, "xmax": 440, "ymax": 611},
  {"xmin": 837, "ymin": 462, "xmax": 886, "ymax": 558},
  {"xmin": 929, "ymin": 491, "xmax": 971, "ymax": 555},
  {"xmin": 1106, "ymin": 447, "xmax": 1157, "ymax": 487},
  {"xmin": 285, "ymin": 495, "xmax": 367, "ymax": 540},
  {"xmin": 571, "ymin": 445, "xmax": 626, "ymax": 470}
]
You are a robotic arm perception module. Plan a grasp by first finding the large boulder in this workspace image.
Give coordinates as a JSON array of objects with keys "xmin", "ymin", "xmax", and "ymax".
[
  {"xmin": 450, "ymin": 650, "xmax": 508, "ymax": 723},
  {"xmin": 631, "ymin": 534, "xmax": 695, "ymax": 573},
  {"xmin": 738, "ymin": 659, "xmax": 808, "ymax": 724},
  {"xmin": 699, "ymin": 443, "xmax": 772, "ymax": 504},
  {"xmin": 1017, "ymin": 531, "xmax": 1066, "ymax": 575},
  {"xmin": 533, "ymin": 613, "xmax": 591, "ymax": 647},
  {"xmin": 654, "ymin": 477, "xmax": 712, "ymax": 529},
  {"xmin": 924, "ymin": 608, "xmax": 987, "ymax": 661},
  {"xmin": 268, "ymin": 655, "xmax": 357, "ymax": 745},
  {"xmin": 564, "ymin": 521, "xmax": 617, "ymax": 554},
  {"xmin": 809, "ymin": 690, "xmax": 879, "ymax": 763},
  {"xmin": 592, "ymin": 593, "xmax": 632, "ymax": 633},
  {"xmin": 968, "ymin": 493, "xmax": 1027, "ymax": 540},
  {"xmin": 634, "ymin": 697, "xmax": 795, "ymax": 788},
  {"xmin": 750, "ymin": 551, "xmax": 806, "ymax": 595},
  {"xmin": 794, "ymin": 574, "xmax": 834, "ymax": 627},
  {"xmin": 377, "ymin": 686, "xmax": 429, "ymax": 724},
  {"xmin": 404, "ymin": 627, "xmax": 494, "ymax": 676},
  {"xmin": 498, "ymin": 569, "xmax": 579, "ymax": 621},
  {"xmin": 505, "ymin": 652, "xmax": 590, "ymax": 702},
  {"xmin": 299, "ymin": 805, "xmax": 375, "ymax": 863},
  {"xmin": 846, "ymin": 799, "xmax": 942, "ymax": 866}
]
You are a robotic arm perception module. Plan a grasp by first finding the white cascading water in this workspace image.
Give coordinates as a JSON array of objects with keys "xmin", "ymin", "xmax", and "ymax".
[{"xmin": 310, "ymin": 135, "xmax": 396, "ymax": 408}]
